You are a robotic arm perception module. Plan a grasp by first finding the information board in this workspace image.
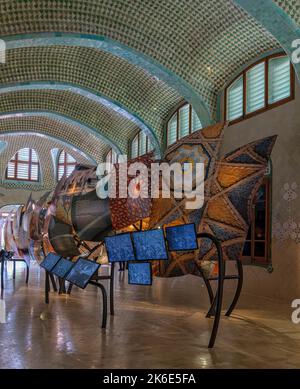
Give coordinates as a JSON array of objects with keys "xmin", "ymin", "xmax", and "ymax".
[
  {"xmin": 165, "ymin": 223, "xmax": 198, "ymax": 251},
  {"xmin": 105, "ymin": 233, "xmax": 135, "ymax": 262},
  {"xmin": 128, "ymin": 262, "xmax": 152, "ymax": 285},
  {"xmin": 132, "ymin": 229, "xmax": 168, "ymax": 260},
  {"xmin": 66, "ymin": 258, "xmax": 100, "ymax": 289},
  {"xmin": 40, "ymin": 253, "xmax": 62, "ymax": 272},
  {"xmin": 51, "ymin": 258, "xmax": 74, "ymax": 278}
]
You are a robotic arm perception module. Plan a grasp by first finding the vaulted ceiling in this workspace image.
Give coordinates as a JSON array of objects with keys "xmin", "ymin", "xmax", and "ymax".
[{"xmin": 0, "ymin": 0, "xmax": 298, "ymax": 194}]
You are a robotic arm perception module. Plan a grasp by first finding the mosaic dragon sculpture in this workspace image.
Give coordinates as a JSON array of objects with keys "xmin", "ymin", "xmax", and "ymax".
[{"xmin": 3, "ymin": 122, "xmax": 276, "ymax": 279}]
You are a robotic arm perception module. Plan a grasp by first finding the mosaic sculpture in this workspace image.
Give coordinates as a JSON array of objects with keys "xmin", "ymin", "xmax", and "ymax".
[
  {"xmin": 2, "ymin": 124, "xmax": 276, "ymax": 279},
  {"xmin": 153, "ymin": 135, "xmax": 277, "ymax": 278}
]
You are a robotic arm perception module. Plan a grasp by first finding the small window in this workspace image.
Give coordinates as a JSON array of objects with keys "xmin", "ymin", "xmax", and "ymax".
[
  {"xmin": 130, "ymin": 131, "xmax": 153, "ymax": 158},
  {"xmin": 166, "ymin": 103, "xmax": 202, "ymax": 147},
  {"xmin": 57, "ymin": 150, "xmax": 76, "ymax": 181},
  {"xmin": 225, "ymin": 54, "xmax": 293, "ymax": 123},
  {"xmin": 5, "ymin": 148, "xmax": 40, "ymax": 182}
]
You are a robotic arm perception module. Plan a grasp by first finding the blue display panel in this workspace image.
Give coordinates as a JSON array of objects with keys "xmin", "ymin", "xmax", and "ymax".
[
  {"xmin": 51, "ymin": 258, "xmax": 74, "ymax": 278},
  {"xmin": 165, "ymin": 223, "xmax": 198, "ymax": 251},
  {"xmin": 128, "ymin": 262, "xmax": 152, "ymax": 285},
  {"xmin": 105, "ymin": 233, "xmax": 135, "ymax": 262},
  {"xmin": 132, "ymin": 229, "xmax": 168, "ymax": 260},
  {"xmin": 66, "ymin": 258, "xmax": 100, "ymax": 289},
  {"xmin": 40, "ymin": 253, "xmax": 61, "ymax": 272}
]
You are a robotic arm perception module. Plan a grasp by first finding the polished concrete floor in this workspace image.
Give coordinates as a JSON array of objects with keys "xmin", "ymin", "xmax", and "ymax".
[{"xmin": 0, "ymin": 261, "xmax": 300, "ymax": 369}]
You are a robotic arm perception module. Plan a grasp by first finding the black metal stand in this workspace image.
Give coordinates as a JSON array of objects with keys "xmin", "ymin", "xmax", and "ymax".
[
  {"xmin": 0, "ymin": 253, "xmax": 4, "ymax": 291},
  {"xmin": 196, "ymin": 233, "xmax": 225, "ymax": 349},
  {"xmin": 12, "ymin": 258, "xmax": 30, "ymax": 284},
  {"xmin": 94, "ymin": 262, "xmax": 115, "ymax": 315},
  {"xmin": 204, "ymin": 259, "xmax": 244, "ymax": 319},
  {"xmin": 43, "ymin": 262, "xmax": 114, "ymax": 329},
  {"xmin": 89, "ymin": 280, "xmax": 107, "ymax": 328},
  {"xmin": 225, "ymin": 259, "xmax": 244, "ymax": 316},
  {"xmin": 0, "ymin": 251, "xmax": 30, "ymax": 290}
]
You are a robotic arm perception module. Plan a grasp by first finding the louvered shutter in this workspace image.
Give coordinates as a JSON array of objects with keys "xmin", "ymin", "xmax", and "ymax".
[
  {"xmin": 131, "ymin": 135, "xmax": 139, "ymax": 158},
  {"xmin": 268, "ymin": 56, "xmax": 291, "ymax": 105},
  {"xmin": 178, "ymin": 104, "xmax": 190, "ymax": 138},
  {"xmin": 191, "ymin": 107, "xmax": 202, "ymax": 132},
  {"xmin": 139, "ymin": 131, "xmax": 147, "ymax": 156},
  {"xmin": 246, "ymin": 62, "xmax": 265, "ymax": 114},
  {"xmin": 167, "ymin": 113, "xmax": 177, "ymax": 146},
  {"xmin": 227, "ymin": 75, "xmax": 243, "ymax": 121}
]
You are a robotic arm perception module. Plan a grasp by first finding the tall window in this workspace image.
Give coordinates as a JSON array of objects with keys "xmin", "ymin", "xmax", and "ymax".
[
  {"xmin": 105, "ymin": 149, "xmax": 118, "ymax": 172},
  {"xmin": 6, "ymin": 148, "xmax": 40, "ymax": 182},
  {"xmin": 166, "ymin": 103, "xmax": 202, "ymax": 147},
  {"xmin": 242, "ymin": 164, "xmax": 272, "ymax": 266},
  {"xmin": 226, "ymin": 54, "xmax": 294, "ymax": 123},
  {"xmin": 131, "ymin": 131, "xmax": 154, "ymax": 159},
  {"xmin": 57, "ymin": 150, "xmax": 77, "ymax": 181}
]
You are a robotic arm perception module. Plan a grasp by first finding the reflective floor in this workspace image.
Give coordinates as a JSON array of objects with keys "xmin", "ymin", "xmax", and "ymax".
[{"xmin": 0, "ymin": 261, "xmax": 300, "ymax": 369}]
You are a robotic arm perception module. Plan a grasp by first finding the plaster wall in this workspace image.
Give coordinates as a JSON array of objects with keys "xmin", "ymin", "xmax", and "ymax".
[{"xmin": 220, "ymin": 79, "xmax": 300, "ymax": 302}]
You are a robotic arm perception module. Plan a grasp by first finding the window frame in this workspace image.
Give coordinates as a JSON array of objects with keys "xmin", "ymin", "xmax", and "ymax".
[
  {"xmin": 130, "ymin": 130, "xmax": 153, "ymax": 158},
  {"xmin": 166, "ymin": 102, "xmax": 202, "ymax": 147},
  {"xmin": 242, "ymin": 174, "xmax": 272, "ymax": 267},
  {"xmin": 5, "ymin": 148, "xmax": 40, "ymax": 182},
  {"xmin": 57, "ymin": 150, "xmax": 77, "ymax": 181},
  {"xmin": 225, "ymin": 53, "xmax": 295, "ymax": 125}
]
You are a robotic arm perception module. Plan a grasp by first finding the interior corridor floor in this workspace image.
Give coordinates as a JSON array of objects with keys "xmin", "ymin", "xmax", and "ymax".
[{"xmin": 0, "ymin": 261, "xmax": 300, "ymax": 369}]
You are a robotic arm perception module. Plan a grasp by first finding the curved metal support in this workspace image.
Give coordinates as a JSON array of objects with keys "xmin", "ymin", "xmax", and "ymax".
[
  {"xmin": 196, "ymin": 264, "xmax": 214, "ymax": 305},
  {"xmin": 89, "ymin": 280, "xmax": 108, "ymax": 329},
  {"xmin": 0, "ymin": 254, "xmax": 4, "ymax": 291},
  {"xmin": 225, "ymin": 259, "xmax": 243, "ymax": 317},
  {"xmin": 197, "ymin": 232, "xmax": 225, "ymax": 348},
  {"xmin": 110, "ymin": 263, "xmax": 115, "ymax": 316},
  {"xmin": 25, "ymin": 263, "xmax": 30, "ymax": 284}
]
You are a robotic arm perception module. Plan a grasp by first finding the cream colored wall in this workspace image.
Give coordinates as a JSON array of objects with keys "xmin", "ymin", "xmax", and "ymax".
[{"xmin": 220, "ymin": 79, "xmax": 300, "ymax": 302}]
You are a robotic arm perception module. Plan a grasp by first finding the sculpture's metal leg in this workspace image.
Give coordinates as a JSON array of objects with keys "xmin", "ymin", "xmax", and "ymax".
[
  {"xmin": 225, "ymin": 260, "xmax": 243, "ymax": 317},
  {"xmin": 110, "ymin": 263, "xmax": 115, "ymax": 315},
  {"xmin": 197, "ymin": 233, "xmax": 225, "ymax": 349}
]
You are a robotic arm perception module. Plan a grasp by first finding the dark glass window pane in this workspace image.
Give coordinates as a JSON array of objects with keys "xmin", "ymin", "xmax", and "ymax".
[
  {"xmin": 254, "ymin": 242, "xmax": 265, "ymax": 257},
  {"xmin": 242, "ymin": 241, "xmax": 251, "ymax": 256}
]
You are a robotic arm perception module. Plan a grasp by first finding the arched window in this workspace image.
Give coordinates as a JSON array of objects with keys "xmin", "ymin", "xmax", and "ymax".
[
  {"xmin": 131, "ymin": 131, "xmax": 154, "ymax": 159},
  {"xmin": 57, "ymin": 150, "xmax": 77, "ymax": 181},
  {"xmin": 6, "ymin": 148, "xmax": 40, "ymax": 182},
  {"xmin": 166, "ymin": 103, "xmax": 202, "ymax": 147},
  {"xmin": 226, "ymin": 54, "xmax": 294, "ymax": 123}
]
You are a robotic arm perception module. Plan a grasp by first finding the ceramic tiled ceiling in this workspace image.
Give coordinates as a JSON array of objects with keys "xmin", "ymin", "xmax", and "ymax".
[
  {"xmin": 0, "ymin": 88, "xmax": 143, "ymax": 152},
  {"xmin": 0, "ymin": 133, "xmax": 92, "ymax": 190},
  {"xmin": 0, "ymin": 0, "xmax": 279, "ymax": 124},
  {"xmin": 0, "ymin": 46, "xmax": 181, "ymax": 147},
  {"xmin": 275, "ymin": 1, "xmax": 300, "ymax": 26},
  {"xmin": 0, "ymin": 115, "xmax": 110, "ymax": 164}
]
